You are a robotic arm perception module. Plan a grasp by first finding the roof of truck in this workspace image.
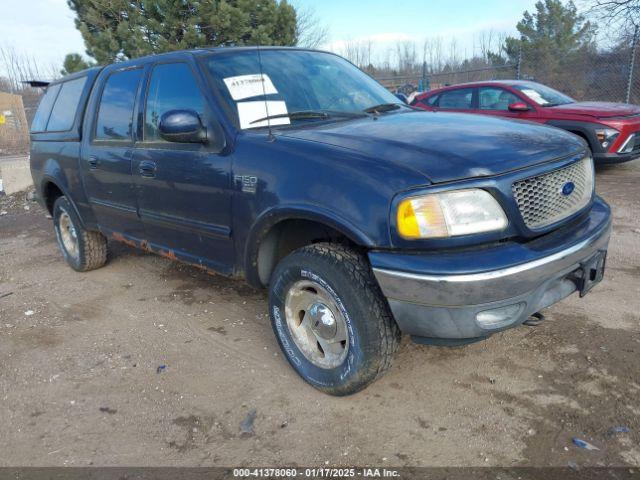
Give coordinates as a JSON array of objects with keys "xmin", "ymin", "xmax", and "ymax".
[{"xmin": 53, "ymin": 47, "xmax": 335, "ymax": 84}]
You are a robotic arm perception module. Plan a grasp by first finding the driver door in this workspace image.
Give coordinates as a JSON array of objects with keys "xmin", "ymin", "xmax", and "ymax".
[{"xmin": 132, "ymin": 60, "xmax": 234, "ymax": 274}]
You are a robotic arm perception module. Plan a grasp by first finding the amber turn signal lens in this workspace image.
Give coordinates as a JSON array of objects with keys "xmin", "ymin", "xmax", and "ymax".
[
  {"xmin": 396, "ymin": 189, "xmax": 507, "ymax": 240},
  {"xmin": 397, "ymin": 195, "xmax": 448, "ymax": 239}
]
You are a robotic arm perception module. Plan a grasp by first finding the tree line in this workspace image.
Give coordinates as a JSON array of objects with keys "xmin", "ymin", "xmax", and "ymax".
[{"xmin": 1, "ymin": 0, "xmax": 638, "ymax": 98}]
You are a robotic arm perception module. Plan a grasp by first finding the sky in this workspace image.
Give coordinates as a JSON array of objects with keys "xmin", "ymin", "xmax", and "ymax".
[{"xmin": 0, "ymin": 0, "xmax": 541, "ymax": 78}]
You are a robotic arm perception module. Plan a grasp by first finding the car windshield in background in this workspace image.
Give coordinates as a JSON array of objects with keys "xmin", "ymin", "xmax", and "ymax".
[
  {"xmin": 512, "ymin": 82, "xmax": 574, "ymax": 107},
  {"xmin": 203, "ymin": 49, "xmax": 403, "ymax": 129}
]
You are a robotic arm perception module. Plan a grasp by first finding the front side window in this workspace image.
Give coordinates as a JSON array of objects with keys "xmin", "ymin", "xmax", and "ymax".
[
  {"xmin": 512, "ymin": 82, "xmax": 574, "ymax": 106},
  {"xmin": 204, "ymin": 49, "xmax": 402, "ymax": 129},
  {"xmin": 95, "ymin": 69, "xmax": 143, "ymax": 141},
  {"xmin": 144, "ymin": 63, "xmax": 205, "ymax": 141},
  {"xmin": 478, "ymin": 87, "xmax": 520, "ymax": 110},
  {"xmin": 414, "ymin": 94, "xmax": 438, "ymax": 107},
  {"xmin": 438, "ymin": 88, "xmax": 474, "ymax": 109},
  {"xmin": 31, "ymin": 83, "xmax": 61, "ymax": 133},
  {"xmin": 47, "ymin": 76, "xmax": 87, "ymax": 131}
]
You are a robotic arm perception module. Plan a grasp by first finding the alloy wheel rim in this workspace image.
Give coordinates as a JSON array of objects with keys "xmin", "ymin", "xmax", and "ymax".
[
  {"xmin": 284, "ymin": 279, "xmax": 349, "ymax": 369},
  {"xmin": 58, "ymin": 209, "xmax": 79, "ymax": 259}
]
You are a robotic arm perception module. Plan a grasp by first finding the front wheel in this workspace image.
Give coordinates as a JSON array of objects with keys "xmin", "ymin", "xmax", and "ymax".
[
  {"xmin": 268, "ymin": 243, "xmax": 400, "ymax": 396},
  {"xmin": 53, "ymin": 196, "xmax": 107, "ymax": 272}
]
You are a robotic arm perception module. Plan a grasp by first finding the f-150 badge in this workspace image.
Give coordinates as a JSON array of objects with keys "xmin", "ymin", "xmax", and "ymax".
[{"xmin": 235, "ymin": 175, "xmax": 258, "ymax": 194}]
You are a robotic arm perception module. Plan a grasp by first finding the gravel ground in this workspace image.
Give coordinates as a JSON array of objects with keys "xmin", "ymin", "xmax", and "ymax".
[{"xmin": 0, "ymin": 161, "xmax": 639, "ymax": 468}]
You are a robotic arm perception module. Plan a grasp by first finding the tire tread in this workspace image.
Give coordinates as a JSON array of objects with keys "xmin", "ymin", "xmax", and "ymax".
[
  {"xmin": 53, "ymin": 196, "xmax": 107, "ymax": 272},
  {"xmin": 78, "ymin": 229, "xmax": 108, "ymax": 271},
  {"xmin": 293, "ymin": 242, "xmax": 400, "ymax": 386}
]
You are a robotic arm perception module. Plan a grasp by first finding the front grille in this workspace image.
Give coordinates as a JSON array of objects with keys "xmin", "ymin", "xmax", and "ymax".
[{"xmin": 512, "ymin": 157, "xmax": 594, "ymax": 229}]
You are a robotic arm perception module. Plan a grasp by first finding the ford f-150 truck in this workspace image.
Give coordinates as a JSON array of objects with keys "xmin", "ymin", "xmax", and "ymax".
[{"xmin": 30, "ymin": 47, "xmax": 611, "ymax": 395}]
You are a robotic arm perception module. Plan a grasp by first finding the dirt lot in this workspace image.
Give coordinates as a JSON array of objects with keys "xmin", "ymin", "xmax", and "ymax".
[{"xmin": 0, "ymin": 162, "xmax": 639, "ymax": 468}]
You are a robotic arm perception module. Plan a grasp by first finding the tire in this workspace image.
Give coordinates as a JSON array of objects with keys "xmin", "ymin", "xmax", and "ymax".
[
  {"xmin": 268, "ymin": 243, "xmax": 400, "ymax": 396},
  {"xmin": 53, "ymin": 196, "xmax": 107, "ymax": 272}
]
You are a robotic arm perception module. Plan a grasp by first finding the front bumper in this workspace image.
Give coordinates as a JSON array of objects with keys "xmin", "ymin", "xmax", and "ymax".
[
  {"xmin": 370, "ymin": 197, "xmax": 612, "ymax": 342},
  {"xmin": 593, "ymin": 151, "xmax": 640, "ymax": 164}
]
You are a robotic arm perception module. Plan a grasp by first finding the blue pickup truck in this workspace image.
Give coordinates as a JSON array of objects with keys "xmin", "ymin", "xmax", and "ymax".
[{"xmin": 30, "ymin": 47, "xmax": 611, "ymax": 395}]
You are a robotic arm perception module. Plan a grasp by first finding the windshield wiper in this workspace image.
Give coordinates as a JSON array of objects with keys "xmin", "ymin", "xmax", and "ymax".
[
  {"xmin": 250, "ymin": 109, "xmax": 370, "ymax": 126},
  {"xmin": 363, "ymin": 103, "xmax": 402, "ymax": 114},
  {"xmin": 250, "ymin": 110, "xmax": 329, "ymax": 125}
]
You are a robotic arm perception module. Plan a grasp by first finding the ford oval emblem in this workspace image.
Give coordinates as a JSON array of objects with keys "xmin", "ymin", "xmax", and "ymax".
[{"xmin": 561, "ymin": 181, "xmax": 575, "ymax": 196}]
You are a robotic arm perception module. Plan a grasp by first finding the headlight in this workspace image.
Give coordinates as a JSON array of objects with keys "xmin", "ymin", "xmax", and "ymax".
[
  {"xmin": 595, "ymin": 128, "xmax": 619, "ymax": 150},
  {"xmin": 396, "ymin": 189, "xmax": 508, "ymax": 239}
]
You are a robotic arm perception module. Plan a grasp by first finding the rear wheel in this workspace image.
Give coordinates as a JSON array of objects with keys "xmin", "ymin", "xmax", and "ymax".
[
  {"xmin": 53, "ymin": 196, "xmax": 107, "ymax": 272},
  {"xmin": 268, "ymin": 243, "xmax": 400, "ymax": 396}
]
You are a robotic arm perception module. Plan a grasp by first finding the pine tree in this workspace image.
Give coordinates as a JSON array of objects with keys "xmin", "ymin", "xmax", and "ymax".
[
  {"xmin": 502, "ymin": 0, "xmax": 596, "ymax": 66},
  {"xmin": 488, "ymin": 0, "xmax": 597, "ymax": 96},
  {"xmin": 66, "ymin": 0, "xmax": 298, "ymax": 64},
  {"xmin": 60, "ymin": 53, "xmax": 95, "ymax": 75}
]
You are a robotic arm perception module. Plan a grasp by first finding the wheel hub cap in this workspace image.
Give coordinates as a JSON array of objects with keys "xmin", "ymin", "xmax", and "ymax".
[
  {"xmin": 309, "ymin": 302, "xmax": 337, "ymax": 339},
  {"xmin": 284, "ymin": 280, "xmax": 349, "ymax": 369}
]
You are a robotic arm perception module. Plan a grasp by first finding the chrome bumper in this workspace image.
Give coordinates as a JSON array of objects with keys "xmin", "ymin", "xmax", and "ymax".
[
  {"xmin": 373, "ymin": 222, "xmax": 611, "ymax": 307},
  {"xmin": 371, "ymin": 202, "xmax": 612, "ymax": 340}
]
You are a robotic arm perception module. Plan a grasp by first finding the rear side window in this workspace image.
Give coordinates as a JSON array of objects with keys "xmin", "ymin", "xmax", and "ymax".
[
  {"xmin": 95, "ymin": 68, "xmax": 143, "ymax": 141},
  {"xmin": 30, "ymin": 84, "xmax": 61, "ymax": 132},
  {"xmin": 144, "ymin": 63, "xmax": 205, "ymax": 142},
  {"xmin": 47, "ymin": 77, "xmax": 87, "ymax": 131},
  {"xmin": 438, "ymin": 88, "xmax": 474, "ymax": 109}
]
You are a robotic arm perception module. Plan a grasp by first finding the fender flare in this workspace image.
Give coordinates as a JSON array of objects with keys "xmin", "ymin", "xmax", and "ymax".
[
  {"xmin": 243, "ymin": 204, "xmax": 375, "ymax": 287},
  {"xmin": 544, "ymin": 119, "xmax": 607, "ymax": 153},
  {"xmin": 40, "ymin": 160, "xmax": 87, "ymax": 229}
]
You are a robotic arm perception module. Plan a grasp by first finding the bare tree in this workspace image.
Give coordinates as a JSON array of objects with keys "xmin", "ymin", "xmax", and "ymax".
[
  {"xmin": 583, "ymin": 0, "xmax": 640, "ymax": 38},
  {"xmin": 0, "ymin": 45, "xmax": 58, "ymax": 93},
  {"xmin": 365, "ymin": 39, "xmax": 373, "ymax": 70},
  {"xmin": 395, "ymin": 41, "xmax": 417, "ymax": 74},
  {"xmin": 448, "ymin": 38, "xmax": 460, "ymax": 69},
  {"xmin": 295, "ymin": 6, "xmax": 330, "ymax": 49},
  {"xmin": 341, "ymin": 39, "xmax": 358, "ymax": 66},
  {"xmin": 473, "ymin": 29, "xmax": 507, "ymax": 60},
  {"xmin": 0, "ymin": 45, "xmax": 58, "ymax": 125},
  {"xmin": 340, "ymin": 39, "xmax": 376, "ymax": 69}
]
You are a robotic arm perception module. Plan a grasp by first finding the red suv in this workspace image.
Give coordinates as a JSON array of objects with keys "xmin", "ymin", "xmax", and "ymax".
[{"xmin": 412, "ymin": 80, "xmax": 640, "ymax": 164}]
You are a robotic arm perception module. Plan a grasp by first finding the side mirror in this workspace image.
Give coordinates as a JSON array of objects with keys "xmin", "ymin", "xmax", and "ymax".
[
  {"xmin": 395, "ymin": 93, "xmax": 408, "ymax": 104},
  {"xmin": 508, "ymin": 102, "xmax": 529, "ymax": 112},
  {"xmin": 159, "ymin": 109, "xmax": 207, "ymax": 144}
]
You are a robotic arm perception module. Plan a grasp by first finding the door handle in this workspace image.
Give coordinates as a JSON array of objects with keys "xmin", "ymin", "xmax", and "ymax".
[
  {"xmin": 88, "ymin": 156, "xmax": 99, "ymax": 169},
  {"xmin": 139, "ymin": 161, "xmax": 157, "ymax": 178}
]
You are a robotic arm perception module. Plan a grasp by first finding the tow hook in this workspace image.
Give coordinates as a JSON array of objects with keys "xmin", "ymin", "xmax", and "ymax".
[{"xmin": 523, "ymin": 312, "xmax": 545, "ymax": 326}]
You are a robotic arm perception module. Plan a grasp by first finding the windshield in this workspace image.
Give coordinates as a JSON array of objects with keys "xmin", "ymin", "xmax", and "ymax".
[
  {"xmin": 512, "ymin": 82, "xmax": 574, "ymax": 107},
  {"xmin": 203, "ymin": 49, "xmax": 402, "ymax": 129}
]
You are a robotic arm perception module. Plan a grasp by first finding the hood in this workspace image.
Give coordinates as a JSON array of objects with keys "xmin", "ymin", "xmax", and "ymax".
[
  {"xmin": 547, "ymin": 101, "xmax": 640, "ymax": 118},
  {"xmin": 280, "ymin": 111, "xmax": 585, "ymax": 184}
]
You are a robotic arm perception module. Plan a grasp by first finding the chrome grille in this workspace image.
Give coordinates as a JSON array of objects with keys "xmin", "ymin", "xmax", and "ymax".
[{"xmin": 512, "ymin": 157, "xmax": 594, "ymax": 229}]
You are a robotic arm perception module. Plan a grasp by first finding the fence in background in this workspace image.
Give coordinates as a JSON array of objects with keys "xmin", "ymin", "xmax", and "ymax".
[
  {"xmin": 375, "ymin": 33, "xmax": 640, "ymax": 105},
  {"xmin": 1, "ymin": 34, "xmax": 638, "ymax": 157}
]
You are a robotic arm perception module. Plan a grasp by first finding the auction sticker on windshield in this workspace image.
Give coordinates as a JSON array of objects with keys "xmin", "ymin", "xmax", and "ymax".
[
  {"xmin": 224, "ymin": 73, "xmax": 278, "ymax": 100},
  {"xmin": 521, "ymin": 89, "xmax": 548, "ymax": 105}
]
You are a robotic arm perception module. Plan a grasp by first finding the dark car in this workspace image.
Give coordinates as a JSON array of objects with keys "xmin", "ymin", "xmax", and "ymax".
[
  {"xmin": 30, "ymin": 48, "xmax": 611, "ymax": 395},
  {"xmin": 412, "ymin": 80, "xmax": 640, "ymax": 164}
]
